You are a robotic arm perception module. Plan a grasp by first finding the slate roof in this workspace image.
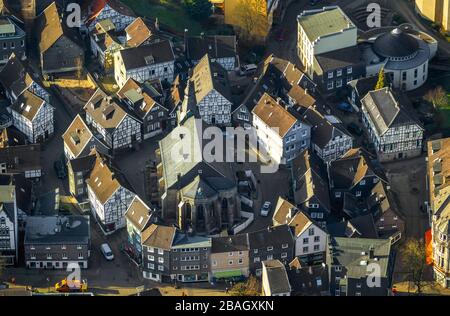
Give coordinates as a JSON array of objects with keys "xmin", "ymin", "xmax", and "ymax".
[
  {"xmin": 187, "ymin": 35, "xmax": 237, "ymax": 61},
  {"xmin": 0, "ymin": 53, "xmax": 34, "ymax": 99},
  {"xmin": 10, "ymin": 90, "xmax": 45, "ymax": 122},
  {"xmin": 314, "ymin": 45, "xmax": 363, "ymax": 75},
  {"xmin": 327, "ymin": 237, "xmax": 392, "ymax": 279},
  {"xmin": 85, "ymin": 148, "xmax": 133, "ymax": 204},
  {"xmin": 291, "ymin": 149, "xmax": 331, "ymax": 210},
  {"xmin": 190, "ymin": 54, "xmax": 232, "ymax": 104},
  {"xmin": 62, "ymin": 114, "xmax": 94, "ymax": 158},
  {"xmin": 118, "ymin": 40, "xmax": 175, "ymax": 70},
  {"xmin": 248, "ymin": 225, "xmax": 293, "ymax": 249},
  {"xmin": 68, "ymin": 154, "xmax": 96, "ymax": 173},
  {"xmin": 141, "ymin": 224, "xmax": 177, "ymax": 250},
  {"xmin": 329, "ymin": 148, "xmax": 388, "ymax": 190},
  {"xmin": 373, "ymin": 28, "xmax": 419, "ymax": 58},
  {"xmin": 263, "ymin": 260, "xmax": 291, "ymax": 294},
  {"xmin": 125, "ymin": 196, "xmax": 153, "ymax": 232},
  {"xmin": 24, "ymin": 215, "xmax": 90, "ymax": 245},
  {"xmin": 361, "ymin": 87, "xmax": 423, "ymax": 136},
  {"xmin": 287, "ymin": 263, "xmax": 330, "ymax": 296},
  {"xmin": 0, "ymin": 144, "xmax": 41, "ymax": 173},
  {"xmin": 211, "ymin": 234, "xmax": 249, "ymax": 253},
  {"xmin": 252, "ymin": 93, "xmax": 298, "ymax": 138}
]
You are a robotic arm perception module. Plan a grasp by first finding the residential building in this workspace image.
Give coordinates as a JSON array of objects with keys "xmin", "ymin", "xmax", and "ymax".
[
  {"xmin": 0, "ymin": 144, "xmax": 42, "ymax": 179},
  {"xmin": 210, "ymin": 234, "xmax": 250, "ymax": 281},
  {"xmin": 24, "ymin": 215, "xmax": 90, "ymax": 269},
  {"xmin": 252, "ymin": 93, "xmax": 311, "ymax": 165},
  {"xmin": 67, "ymin": 154, "xmax": 96, "ymax": 203},
  {"xmin": 0, "ymin": 53, "xmax": 50, "ymax": 103},
  {"xmin": 297, "ymin": 6, "xmax": 357, "ymax": 76},
  {"xmin": 327, "ymin": 214, "xmax": 379, "ymax": 240},
  {"xmin": 141, "ymin": 224, "xmax": 176, "ymax": 282},
  {"xmin": 85, "ymin": 0, "xmax": 135, "ymax": 32},
  {"xmin": 36, "ymin": 2, "xmax": 84, "ymax": 76},
  {"xmin": 114, "ymin": 40, "xmax": 175, "ymax": 88},
  {"xmin": 234, "ymin": 55, "xmax": 316, "ymax": 129},
  {"xmin": 179, "ymin": 54, "xmax": 233, "ymax": 126},
  {"xmin": 327, "ymin": 237, "xmax": 394, "ymax": 296},
  {"xmin": 287, "ymin": 259, "xmax": 330, "ymax": 296},
  {"xmin": 117, "ymin": 78, "xmax": 169, "ymax": 139},
  {"xmin": 85, "ymin": 149, "xmax": 135, "ymax": 234},
  {"xmin": 125, "ymin": 17, "xmax": 158, "ymax": 48},
  {"xmin": 272, "ymin": 197, "xmax": 328, "ymax": 263},
  {"xmin": 328, "ymin": 148, "xmax": 388, "ymax": 208},
  {"xmin": 170, "ymin": 233, "xmax": 211, "ymax": 283},
  {"xmin": 84, "ymin": 89, "xmax": 142, "ymax": 152},
  {"xmin": 186, "ymin": 35, "xmax": 238, "ymax": 71},
  {"xmin": 291, "ymin": 149, "xmax": 331, "ymax": 223},
  {"xmin": 156, "ymin": 117, "xmax": 241, "ymax": 235},
  {"xmin": 165, "ymin": 75, "xmax": 185, "ymax": 128},
  {"xmin": 302, "ymin": 107, "xmax": 353, "ymax": 163},
  {"xmin": 10, "ymin": 90, "xmax": 54, "ymax": 143},
  {"xmin": 89, "ymin": 19, "xmax": 123, "ymax": 70},
  {"xmin": 248, "ymin": 225, "xmax": 294, "ymax": 277},
  {"xmin": 62, "ymin": 114, "xmax": 109, "ymax": 161},
  {"xmin": 125, "ymin": 195, "xmax": 155, "ymax": 264},
  {"xmin": 0, "ymin": 185, "xmax": 18, "ymax": 265},
  {"xmin": 262, "ymin": 260, "xmax": 291, "ymax": 296},
  {"xmin": 427, "ymin": 138, "xmax": 450, "ymax": 287},
  {"xmin": 361, "ymin": 87, "xmax": 424, "ymax": 162},
  {"xmin": 0, "ymin": 16, "xmax": 26, "ymax": 63}
]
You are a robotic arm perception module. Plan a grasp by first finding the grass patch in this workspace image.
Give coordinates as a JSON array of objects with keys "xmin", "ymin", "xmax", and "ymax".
[{"xmin": 121, "ymin": 0, "xmax": 204, "ymax": 35}]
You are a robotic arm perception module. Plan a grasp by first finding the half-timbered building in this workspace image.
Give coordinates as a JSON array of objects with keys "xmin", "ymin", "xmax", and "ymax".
[
  {"xmin": 84, "ymin": 89, "xmax": 142, "ymax": 152},
  {"xmin": 0, "ymin": 185, "xmax": 18, "ymax": 265},
  {"xmin": 85, "ymin": 0, "xmax": 135, "ymax": 32},
  {"xmin": 10, "ymin": 90, "xmax": 54, "ymax": 143},
  {"xmin": 86, "ymin": 148, "xmax": 135, "ymax": 234},
  {"xmin": 89, "ymin": 19, "xmax": 123, "ymax": 71},
  {"xmin": 114, "ymin": 40, "xmax": 175, "ymax": 88},
  {"xmin": 361, "ymin": 87, "xmax": 424, "ymax": 162}
]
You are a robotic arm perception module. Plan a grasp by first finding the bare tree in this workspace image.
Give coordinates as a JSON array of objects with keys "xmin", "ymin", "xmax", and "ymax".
[
  {"xmin": 401, "ymin": 238, "xmax": 427, "ymax": 294},
  {"xmin": 232, "ymin": 0, "xmax": 268, "ymax": 43},
  {"xmin": 425, "ymin": 86, "xmax": 448, "ymax": 109},
  {"xmin": 230, "ymin": 275, "xmax": 261, "ymax": 296}
]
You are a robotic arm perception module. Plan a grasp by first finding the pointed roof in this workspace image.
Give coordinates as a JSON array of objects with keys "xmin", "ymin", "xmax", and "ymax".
[
  {"xmin": 125, "ymin": 195, "xmax": 153, "ymax": 232},
  {"xmin": 10, "ymin": 90, "xmax": 45, "ymax": 122},
  {"xmin": 125, "ymin": 17, "xmax": 154, "ymax": 48},
  {"xmin": 62, "ymin": 114, "xmax": 94, "ymax": 159}
]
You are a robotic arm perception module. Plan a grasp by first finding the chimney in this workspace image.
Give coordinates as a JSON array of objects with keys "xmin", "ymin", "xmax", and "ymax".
[
  {"xmin": 288, "ymin": 207, "xmax": 296, "ymax": 219},
  {"xmin": 369, "ymin": 246, "xmax": 374, "ymax": 259}
]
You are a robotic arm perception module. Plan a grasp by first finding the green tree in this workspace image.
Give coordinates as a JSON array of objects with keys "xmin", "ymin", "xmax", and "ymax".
[
  {"xmin": 230, "ymin": 276, "xmax": 261, "ymax": 296},
  {"xmin": 375, "ymin": 67, "xmax": 387, "ymax": 90},
  {"xmin": 183, "ymin": 0, "xmax": 212, "ymax": 21},
  {"xmin": 401, "ymin": 238, "xmax": 427, "ymax": 294}
]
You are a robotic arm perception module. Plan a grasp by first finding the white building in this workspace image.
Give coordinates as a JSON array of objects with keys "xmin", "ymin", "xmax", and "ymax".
[
  {"xmin": 252, "ymin": 93, "xmax": 311, "ymax": 165},
  {"xmin": 10, "ymin": 90, "xmax": 54, "ymax": 143},
  {"xmin": 86, "ymin": 149, "xmax": 136, "ymax": 235},
  {"xmin": 114, "ymin": 40, "xmax": 175, "ymax": 88},
  {"xmin": 180, "ymin": 54, "xmax": 233, "ymax": 126},
  {"xmin": 262, "ymin": 260, "xmax": 291, "ymax": 296},
  {"xmin": 303, "ymin": 107, "xmax": 353, "ymax": 163},
  {"xmin": 0, "ymin": 185, "xmax": 18, "ymax": 266},
  {"xmin": 297, "ymin": 6, "xmax": 357, "ymax": 76},
  {"xmin": 84, "ymin": 89, "xmax": 142, "ymax": 152},
  {"xmin": 361, "ymin": 87, "xmax": 424, "ymax": 162},
  {"xmin": 86, "ymin": 1, "xmax": 135, "ymax": 32}
]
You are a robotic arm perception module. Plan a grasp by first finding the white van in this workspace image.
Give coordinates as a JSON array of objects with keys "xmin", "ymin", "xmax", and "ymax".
[
  {"xmin": 100, "ymin": 243, "xmax": 114, "ymax": 261},
  {"xmin": 240, "ymin": 64, "xmax": 258, "ymax": 76}
]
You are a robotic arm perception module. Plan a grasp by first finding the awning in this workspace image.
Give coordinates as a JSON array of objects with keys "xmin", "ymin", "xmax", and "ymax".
[{"xmin": 214, "ymin": 270, "xmax": 242, "ymax": 279}]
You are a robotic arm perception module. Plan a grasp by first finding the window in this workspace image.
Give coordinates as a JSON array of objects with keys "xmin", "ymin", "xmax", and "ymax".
[
  {"xmin": 335, "ymin": 192, "xmax": 341, "ymax": 198},
  {"xmin": 336, "ymin": 79, "xmax": 342, "ymax": 88},
  {"xmin": 335, "ymin": 266, "xmax": 342, "ymax": 272},
  {"xmin": 282, "ymin": 243, "xmax": 288, "ymax": 249},
  {"xmin": 328, "ymin": 72, "xmax": 334, "ymax": 79},
  {"xmin": 228, "ymin": 252, "xmax": 234, "ymax": 257},
  {"xmin": 281, "ymin": 252, "xmax": 287, "ymax": 258},
  {"xmin": 158, "ymin": 257, "xmax": 164, "ymax": 264},
  {"xmin": 266, "ymin": 255, "xmax": 273, "ymax": 260},
  {"xmin": 336, "ymin": 69, "xmax": 342, "ymax": 77},
  {"xmin": 360, "ymin": 180, "xmax": 366, "ymax": 185},
  {"xmin": 267, "ymin": 246, "xmax": 273, "ymax": 251},
  {"xmin": 303, "ymin": 246, "xmax": 309, "ymax": 253},
  {"xmin": 158, "ymin": 248, "xmax": 164, "ymax": 255},
  {"xmin": 254, "ymin": 257, "xmax": 260, "ymax": 263},
  {"xmin": 303, "ymin": 238, "xmax": 309, "ymax": 244},
  {"xmin": 238, "ymin": 258, "xmax": 243, "ymax": 264},
  {"xmin": 314, "ymin": 236, "xmax": 320, "ymax": 242},
  {"xmin": 327, "ymin": 81, "xmax": 334, "ymax": 90},
  {"xmin": 78, "ymin": 253, "xmax": 83, "ymax": 259},
  {"xmin": 314, "ymin": 245, "xmax": 320, "ymax": 251},
  {"xmin": 148, "ymin": 247, "xmax": 155, "ymax": 253},
  {"xmin": 308, "ymin": 228, "xmax": 315, "ymax": 236},
  {"xmin": 212, "ymin": 260, "xmax": 217, "ymax": 266},
  {"xmin": 158, "ymin": 265, "xmax": 164, "ymax": 271},
  {"xmin": 253, "ymin": 249, "xmax": 258, "ymax": 254},
  {"xmin": 356, "ymin": 191, "xmax": 362, "ymax": 197},
  {"xmin": 148, "ymin": 263, "xmax": 154, "ymax": 269},
  {"xmin": 228, "ymin": 260, "xmax": 233, "ymax": 265},
  {"xmin": 148, "ymin": 255, "xmax": 155, "ymax": 261},
  {"xmin": 347, "ymin": 67, "xmax": 352, "ymax": 74}
]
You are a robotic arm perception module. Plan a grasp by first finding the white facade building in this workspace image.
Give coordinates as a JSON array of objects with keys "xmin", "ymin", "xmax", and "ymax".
[{"xmin": 0, "ymin": 185, "xmax": 18, "ymax": 266}]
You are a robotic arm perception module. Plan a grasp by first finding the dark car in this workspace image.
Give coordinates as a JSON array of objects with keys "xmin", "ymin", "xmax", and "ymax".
[
  {"xmin": 54, "ymin": 160, "xmax": 67, "ymax": 179},
  {"xmin": 337, "ymin": 102, "xmax": 354, "ymax": 113},
  {"xmin": 347, "ymin": 123, "xmax": 364, "ymax": 136}
]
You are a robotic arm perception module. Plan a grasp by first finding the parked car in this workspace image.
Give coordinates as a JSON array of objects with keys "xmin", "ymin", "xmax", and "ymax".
[
  {"xmin": 260, "ymin": 201, "xmax": 272, "ymax": 217},
  {"xmin": 53, "ymin": 159, "xmax": 67, "ymax": 179},
  {"xmin": 101, "ymin": 243, "xmax": 114, "ymax": 261},
  {"xmin": 347, "ymin": 122, "xmax": 364, "ymax": 136},
  {"xmin": 239, "ymin": 64, "xmax": 258, "ymax": 76}
]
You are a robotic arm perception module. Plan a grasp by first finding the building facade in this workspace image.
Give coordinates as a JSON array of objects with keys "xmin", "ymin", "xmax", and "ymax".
[{"xmin": 0, "ymin": 185, "xmax": 18, "ymax": 265}]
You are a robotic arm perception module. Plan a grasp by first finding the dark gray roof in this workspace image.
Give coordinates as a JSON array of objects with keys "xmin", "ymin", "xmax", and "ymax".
[
  {"xmin": 24, "ymin": 216, "xmax": 90, "ymax": 245},
  {"xmin": 287, "ymin": 264, "xmax": 330, "ymax": 296},
  {"xmin": 327, "ymin": 237, "xmax": 392, "ymax": 279},
  {"xmin": 314, "ymin": 46, "xmax": 364, "ymax": 74},
  {"xmin": 68, "ymin": 154, "xmax": 96, "ymax": 173},
  {"xmin": 187, "ymin": 35, "xmax": 237, "ymax": 61},
  {"xmin": 248, "ymin": 225, "xmax": 293, "ymax": 249},
  {"xmin": 263, "ymin": 260, "xmax": 291, "ymax": 294},
  {"xmin": 119, "ymin": 40, "xmax": 175, "ymax": 70},
  {"xmin": 373, "ymin": 28, "xmax": 419, "ymax": 58},
  {"xmin": 361, "ymin": 87, "xmax": 423, "ymax": 136},
  {"xmin": 211, "ymin": 234, "xmax": 249, "ymax": 253}
]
